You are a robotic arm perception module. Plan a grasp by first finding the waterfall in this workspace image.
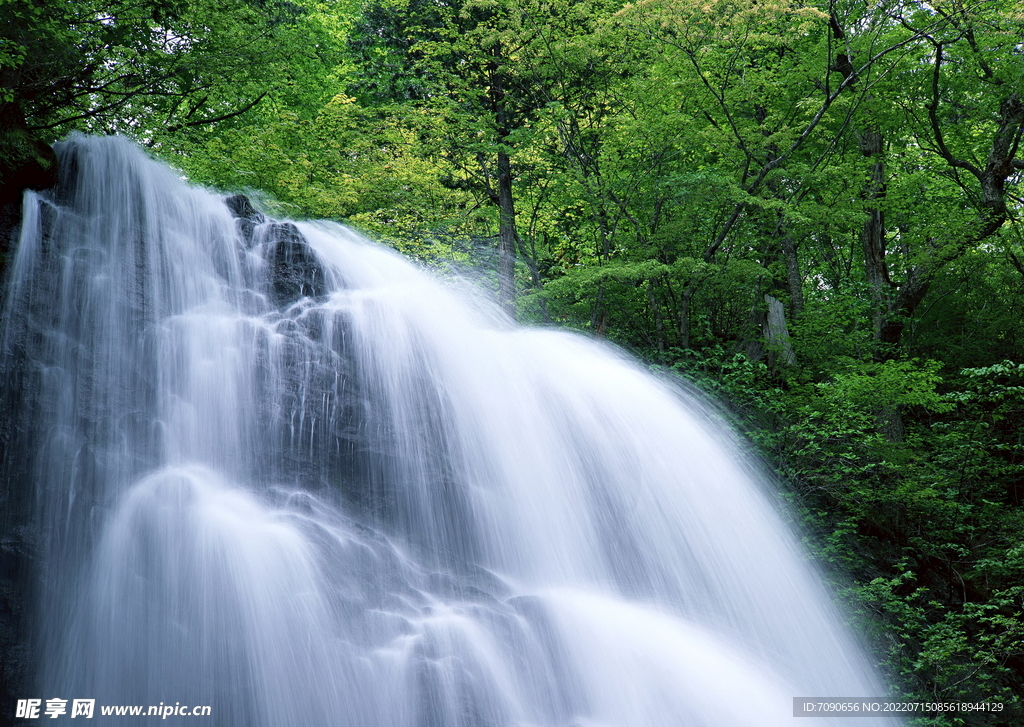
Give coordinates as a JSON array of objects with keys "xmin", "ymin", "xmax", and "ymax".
[{"xmin": 0, "ymin": 135, "xmax": 897, "ymax": 725}]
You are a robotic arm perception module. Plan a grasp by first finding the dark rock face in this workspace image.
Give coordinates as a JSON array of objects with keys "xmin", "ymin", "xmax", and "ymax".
[
  {"xmin": 221, "ymin": 196, "xmax": 325, "ymax": 308},
  {"xmin": 269, "ymin": 223, "xmax": 325, "ymax": 305},
  {"xmin": 263, "ymin": 222, "xmax": 326, "ymax": 308},
  {"xmin": 224, "ymin": 194, "xmax": 264, "ymax": 223},
  {"xmin": 224, "ymin": 194, "xmax": 265, "ymax": 247}
]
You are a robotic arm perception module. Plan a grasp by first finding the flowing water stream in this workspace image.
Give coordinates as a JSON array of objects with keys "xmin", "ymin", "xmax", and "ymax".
[{"xmin": 1, "ymin": 135, "xmax": 897, "ymax": 725}]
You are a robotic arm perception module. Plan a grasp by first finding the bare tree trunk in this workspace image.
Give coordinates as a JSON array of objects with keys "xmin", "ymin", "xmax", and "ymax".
[{"xmin": 764, "ymin": 294, "xmax": 797, "ymax": 367}]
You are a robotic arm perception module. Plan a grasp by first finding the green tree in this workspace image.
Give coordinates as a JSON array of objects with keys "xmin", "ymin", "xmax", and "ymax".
[
  {"xmin": 348, "ymin": 0, "xmax": 622, "ymax": 317},
  {"xmin": 0, "ymin": 0, "xmax": 332, "ymax": 252},
  {"xmin": 1, "ymin": 0, "xmax": 320, "ymax": 138},
  {"xmin": 821, "ymin": 0, "xmax": 1024, "ymax": 357}
]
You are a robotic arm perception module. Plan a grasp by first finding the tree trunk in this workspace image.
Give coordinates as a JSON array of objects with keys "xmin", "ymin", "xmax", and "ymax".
[
  {"xmin": 859, "ymin": 129, "xmax": 889, "ymax": 352},
  {"xmin": 489, "ymin": 42, "xmax": 517, "ymax": 320},
  {"xmin": 781, "ymin": 234, "xmax": 804, "ymax": 318},
  {"xmin": 496, "ymin": 147, "xmax": 517, "ymax": 319},
  {"xmin": 648, "ymin": 278, "xmax": 665, "ymax": 352},
  {"xmin": 678, "ymin": 285, "xmax": 695, "ymax": 350},
  {"xmin": 764, "ymin": 294, "xmax": 797, "ymax": 367}
]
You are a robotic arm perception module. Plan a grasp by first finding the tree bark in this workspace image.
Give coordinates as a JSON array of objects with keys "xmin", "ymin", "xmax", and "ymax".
[
  {"xmin": 488, "ymin": 41, "xmax": 518, "ymax": 320},
  {"xmin": 496, "ymin": 147, "xmax": 517, "ymax": 319},
  {"xmin": 781, "ymin": 234, "xmax": 804, "ymax": 318},
  {"xmin": 678, "ymin": 284, "xmax": 696, "ymax": 351},
  {"xmin": 764, "ymin": 294, "xmax": 797, "ymax": 367},
  {"xmin": 648, "ymin": 278, "xmax": 665, "ymax": 352},
  {"xmin": 859, "ymin": 129, "xmax": 889, "ymax": 351}
]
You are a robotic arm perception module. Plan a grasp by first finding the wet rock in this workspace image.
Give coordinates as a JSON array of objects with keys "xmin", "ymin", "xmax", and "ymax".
[
  {"xmin": 222, "ymin": 196, "xmax": 325, "ymax": 308},
  {"xmin": 223, "ymin": 194, "xmax": 265, "ymax": 247},
  {"xmin": 224, "ymin": 194, "xmax": 264, "ymax": 223},
  {"xmin": 264, "ymin": 222, "xmax": 325, "ymax": 307}
]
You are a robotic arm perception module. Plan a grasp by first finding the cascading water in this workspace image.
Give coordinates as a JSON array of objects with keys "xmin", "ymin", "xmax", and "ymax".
[{"xmin": 1, "ymin": 135, "xmax": 898, "ymax": 725}]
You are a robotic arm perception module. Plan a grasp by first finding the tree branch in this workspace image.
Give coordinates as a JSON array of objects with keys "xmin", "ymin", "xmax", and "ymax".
[
  {"xmin": 926, "ymin": 40, "xmax": 982, "ymax": 180},
  {"xmin": 166, "ymin": 93, "xmax": 268, "ymax": 132}
]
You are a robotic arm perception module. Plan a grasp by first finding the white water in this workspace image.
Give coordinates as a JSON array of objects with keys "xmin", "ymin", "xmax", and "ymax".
[{"xmin": 1, "ymin": 135, "xmax": 897, "ymax": 725}]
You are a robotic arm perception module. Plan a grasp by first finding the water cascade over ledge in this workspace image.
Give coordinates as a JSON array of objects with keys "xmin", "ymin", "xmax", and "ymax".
[{"xmin": 0, "ymin": 135, "xmax": 898, "ymax": 725}]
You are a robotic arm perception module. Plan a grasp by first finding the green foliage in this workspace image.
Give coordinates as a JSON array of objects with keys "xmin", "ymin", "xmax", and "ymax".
[
  {"xmin": 852, "ymin": 574, "xmax": 1024, "ymax": 726},
  {"xmin": 818, "ymin": 359, "xmax": 952, "ymax": 414},
  {"xmin": 762, "ymin": 359, "xmax": 1024, "ymax": 719},
  {"xmin": 0, "ymin": 0, "xmax": 329, "ymax": 141}
]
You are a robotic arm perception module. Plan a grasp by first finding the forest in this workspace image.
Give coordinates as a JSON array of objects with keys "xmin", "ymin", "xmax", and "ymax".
[{"xmin": 2, "ymin": 0, "xmax": 1023, "ymax": 723}]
